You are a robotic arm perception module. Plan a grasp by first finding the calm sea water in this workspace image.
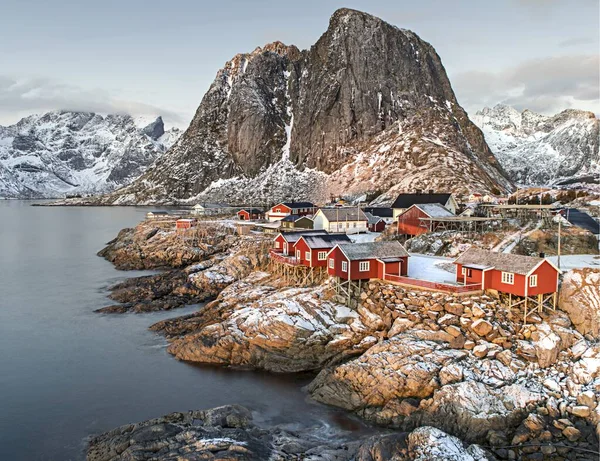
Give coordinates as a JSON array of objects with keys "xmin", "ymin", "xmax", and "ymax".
[{"xmin": 0, "ymin": 201, "xmax": 365, "ymax": 461}]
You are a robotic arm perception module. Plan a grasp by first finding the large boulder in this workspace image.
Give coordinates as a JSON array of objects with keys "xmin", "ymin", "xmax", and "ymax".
[
  {"xmin": 407, "ymin": 426, "xmax": 494, "ymax": 461},
  {"xmin": 308, "ymin": 334, "xmax": 467, "ymax": 424},
  {"xmin": 410, "ymin": 381, "xmax": 543, "ymax": 443},
  {"xmin": 559, "ymin": 268, "xmax": 600, "ymax": 336}
]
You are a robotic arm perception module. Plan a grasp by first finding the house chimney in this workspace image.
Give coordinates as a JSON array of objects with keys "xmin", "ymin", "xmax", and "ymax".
[
  {"xmin": 539, "ymin": 252, "xmax": 545, "ymax": 258},
  {"xmin": 416, "ymin": 189, "xmax": 422, "ymax": 195}
]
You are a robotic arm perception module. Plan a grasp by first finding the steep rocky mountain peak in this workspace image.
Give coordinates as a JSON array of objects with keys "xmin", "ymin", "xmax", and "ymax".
[{"xmin": 96, "ymin": 8, "xmax": 513, "ymax": 206}]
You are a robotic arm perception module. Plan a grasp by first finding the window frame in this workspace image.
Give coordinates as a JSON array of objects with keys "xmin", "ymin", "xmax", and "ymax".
[
  {"xmin": 529, "ymin": 274, "xmax": 538, "ymax": 287},
  {"xmin": 305, "ymin": 251, "xmax": 311, "ymax": 261},
  {"xmin": 359, "ymin": 261, "xmax": 370, "ymax": 272},
  {"xmin": 341, "ymin": 261, "xmax": 348, "ymax": 272},
  {"xmin": 318, "ymin": 251, "xmax": 327, "ymax": 261},
  {"xmin": 329, "ymin": 258, "xmax": 334, "ymax": 269},
  {"xmin": 501, "ymin": 271, "xmax": 514, "ymax": 285}
]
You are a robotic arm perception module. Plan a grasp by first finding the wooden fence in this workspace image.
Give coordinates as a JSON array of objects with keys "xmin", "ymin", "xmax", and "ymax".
[
  {"xmin": 269, "ymin": 249, "xmax": 302, "ymax": 266},
  {"xmin": 382, "ymin": 273, "xmax": 482, "ymax": 294}
]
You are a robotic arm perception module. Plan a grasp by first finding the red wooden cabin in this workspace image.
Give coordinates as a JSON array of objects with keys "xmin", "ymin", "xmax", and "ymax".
[
  {"xmin": 365, "ymin": 212, "xmax": 386, "ymax": 232},
  {"xmin": 267, "ymin": 202, "xmax": 316, "ymax": 221},
  {"xmin": 272, "ymin": 230, "xmax": 328, "ymax": 256},
  {"xmin": 237, "ymin": 208, "xmax": 263, "ymax": 221},
  {"xmin": 176, "ymin": 218, "xmax": 196, "ymax": 230},
  {"xmin": 294, "ymin": 234, "xmax": 351, "ymax": 268},
  {"xmin": 397, "ymin": 203, "xmax": 454, "ymax": 236},
  {"xmin": 327, "ymin": 241, "xmax": 409, "ymax": 281},
  {"xmin": 454, "ymin": 248, "xmax": 560, "ymax": 297}
]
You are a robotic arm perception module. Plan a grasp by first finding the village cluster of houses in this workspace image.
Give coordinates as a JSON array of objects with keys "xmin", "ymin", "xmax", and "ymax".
[{"xmin": 270, "ymin": 228, "xmax": 561, "ymax": 319}]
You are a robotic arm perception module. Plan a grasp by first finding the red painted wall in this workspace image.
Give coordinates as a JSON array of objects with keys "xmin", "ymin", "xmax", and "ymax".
[
  {"xmin": 397, "ymin": 206, "xmax": 429, "ymax": 236},
  {"xmin": 238, "ymin": 210, "xmax": 250, "ymax": 220},
  {"xmin": 327, "ymin": 246, "xmax": 349, "ymax": 278},
  {"xmin": 271, "ymin": 204, "xmax": 292, "ymax": 215},
  {"xmin": 176, "ymin": 220, "xmax": 193, "ymax": 229},
  {"xmin": 455, "ymin": 264, "xmax": 484, "ymax": 285},
  {"xmin": 274, "ymin": 234, "xmax": 296, "ymax": 254},
  {"xmin": 369, "ymin": 221, "xmax": 386, "ymax": 232},
  {"xmin": 528, "ymin": 261, "xmax": 559, "ymax": 296}
]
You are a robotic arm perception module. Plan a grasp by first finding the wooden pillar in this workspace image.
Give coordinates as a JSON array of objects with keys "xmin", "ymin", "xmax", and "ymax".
[
  {"xmin": 524, "ymin": 297, "xmax": 528, "ymax": 326},
  {"xmin": 553, "ymin": 292, "xmax": 557, "ymax": 310},
  {"xmin": 538, "ymin": 294, "xmax": 542, "ymax": 313}
]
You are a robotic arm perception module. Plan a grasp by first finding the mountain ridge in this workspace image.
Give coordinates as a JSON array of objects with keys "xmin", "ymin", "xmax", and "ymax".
[
  {"xmin": 472, "ymin": 104, "xmax": 599, "ymax": 186},
  {"xmin": 0, "ymin": 110, "xmax": 180, "ymax": 199}
]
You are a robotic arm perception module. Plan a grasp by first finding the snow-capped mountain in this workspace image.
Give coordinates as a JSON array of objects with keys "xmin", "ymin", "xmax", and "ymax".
[
  {"xmin": 90, "ymin": 8, "xmax": 511, "ymax": 206},
  {"xmin": 472, "ymin": 104, "xmax": 600, "ymax": 186},
  {"xmin": 0, "ymin": 111, "xmax": 180, "ymax": 199}
]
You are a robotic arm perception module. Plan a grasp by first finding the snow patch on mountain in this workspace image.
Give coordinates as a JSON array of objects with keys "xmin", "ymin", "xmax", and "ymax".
[
  {"xmin": 0, "ymin": 111, "xmax": 180, "ymax": 199},
  {"xmin": 472, "ymin": 104, "xmax": 599, "ymax": 186}
]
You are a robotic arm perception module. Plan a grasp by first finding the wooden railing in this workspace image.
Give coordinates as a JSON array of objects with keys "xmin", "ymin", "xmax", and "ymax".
[
  {"xmin": 382, "ymin": 273, "xmax": 481, "ymax": 294},
  {"xmin": 269, "ymin": 249, "xmax": 302, "ymax": 266}
]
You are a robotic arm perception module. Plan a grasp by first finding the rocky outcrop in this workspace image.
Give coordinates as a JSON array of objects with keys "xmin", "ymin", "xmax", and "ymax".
[
  {"xmin": 559, "ymin": 268, "xmax": 600, "ymax": 337},
  {"xmin": 0, "ymin": 111, "xmax": 179, "ymax": 199},
  {"xmin": 160, "ymin": 275, "xmax": 379, "ymax": 372},
  {"xmin": 304, "ymin": 281, "xmax": 598, "ymax": 456},
  {"xmin": 97, "ymin": 228, "xmax": 272, "ymax": 313},
  {"xmin": 88, "ymin": 404, "xmax": 502, "ymax": 461},
  {"xmin": 96, "ymin": 268, "xmax": 211, "ymax": 313},
  {"xmin": 95, "ymin": 8, "xmax": 511, "ymax": 206},
  {"xmin": 406, "ymin": 426, "xmax": 493, "ymax": 461},
  {"xmin": 97, "ymin": 222, "xmax": 238, "ymax": 270}
]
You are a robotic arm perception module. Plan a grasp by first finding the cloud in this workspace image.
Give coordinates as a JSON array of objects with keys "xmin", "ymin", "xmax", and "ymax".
[
  {"xmin": 0, "ymin": 76, "xmax": 188, "ymax": 127},
  {"xmin": 452, "ymin": 54, "xmax": 600, "ymax": 115},
  {"xmin": 559, "ymin": 36, "xmax": 595, "ymax": 47}
]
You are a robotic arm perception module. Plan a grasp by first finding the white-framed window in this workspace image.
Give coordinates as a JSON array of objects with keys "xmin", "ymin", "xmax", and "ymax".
[
  {"xmin": 329, "ymin": 258, "xmax": 334, "ymax": 269},
  {"xmin": 296, "ymin": 250, "xmax": 301, "ymax": 260},
  {"xmin": 318, "ymin": 251, "xmax": 327, "ymax": 260},
  {"xmin": 501, "ymin": 272, "xmax": 514, "ymax": 285},
  {"xmin": 275, "ymin": 241, "xmax": 280, "ymax": 248},
  {"xmin": 275, "ymin": 208, "xmax": 281, "ymax": 212},
  {"xmin": 529, "ymin": 274, "xmax": 538, "ymax": 287},
  {"xmin": 342, "ymin": 261, "xmax": 348, "ymax": 272},
  {"xmin": 359, "ymin": 261, "xmax": 370, "ymax": 272},
  {"xmin": 305, "ymin": 251, "xmax": 311, "ymax": 261},
  {"xmin": 461, "ymin": 267, "xmax": 466, "ymax": 275}
]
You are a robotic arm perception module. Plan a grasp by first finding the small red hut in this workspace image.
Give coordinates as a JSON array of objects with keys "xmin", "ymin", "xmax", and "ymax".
[
  {"xmin": 397, "ymin": 203, "xmax": 454, "ymax": 236},
  {"xmin": 326, "ymin": 241, "xmax": 409, "ymax": 281},
  {"xmin": 176, "ymin": 218, "xmax": 196, "ymax": 230},
  {"xmin": 454, "ymin": 248, "xmax": 560, "ymax": 297},
  {"xmin": 237, "ymin": 208, "xmax": 263, "ymax": 221},
  {"xmin": 272, "ymin": 230, "xmax": 328, "ymax": 256},
  {"xmin": 294, "ymin": 234, "xmax": 351, "ymax": 268}
]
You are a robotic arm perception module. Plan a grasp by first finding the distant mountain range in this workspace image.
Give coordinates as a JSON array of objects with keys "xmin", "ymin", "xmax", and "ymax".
[
  {"xmin": 0, "ymin": 111, "xmax": 180, "ymax": 199},
  {"xmin": 472, "ymin": 104, "xmax": 599, "ymax": 186}
]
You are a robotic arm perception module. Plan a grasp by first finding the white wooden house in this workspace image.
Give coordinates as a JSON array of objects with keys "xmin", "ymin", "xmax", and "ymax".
[{"xmin": 313, "ymin": 208, "xmax": 369, "ymax": 234}]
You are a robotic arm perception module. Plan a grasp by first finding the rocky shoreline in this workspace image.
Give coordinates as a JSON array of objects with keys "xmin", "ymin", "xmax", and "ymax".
[{"xmin": 92, "ymin": 222, "xmax": 600, "ymax": 460}]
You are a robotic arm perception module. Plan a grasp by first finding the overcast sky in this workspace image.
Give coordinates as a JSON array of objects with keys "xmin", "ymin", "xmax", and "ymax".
[{"xmin": 1, "ymin": 0, "xmax": 598, "ymax": 128}]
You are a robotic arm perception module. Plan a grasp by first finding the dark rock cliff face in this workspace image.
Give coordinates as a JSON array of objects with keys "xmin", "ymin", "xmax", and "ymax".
[{"xmin": 102, "ymin": 8, "xmax": 511, "ymax": 205}]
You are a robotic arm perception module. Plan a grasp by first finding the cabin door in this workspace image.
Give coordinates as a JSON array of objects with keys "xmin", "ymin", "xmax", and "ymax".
[
  {"xmin": 283, "ymin": 243, "xmax": 288, "ymax": 255},
  {"xmin": 296, "ymin": 249, "xmax": 301, "ymax": 261}
]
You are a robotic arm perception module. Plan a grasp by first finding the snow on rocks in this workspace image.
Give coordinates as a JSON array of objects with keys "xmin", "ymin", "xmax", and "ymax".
[
  {"xmin": 407, "ymin": 426, "xmax": 493, "ymax": 461},
  {"xmin": 165, "ymin": 279, "xmax": 376, "ymax": 373},
  {"xmin": 559, "ymin": 268, "xmax": 600, "ymax": 337}
]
